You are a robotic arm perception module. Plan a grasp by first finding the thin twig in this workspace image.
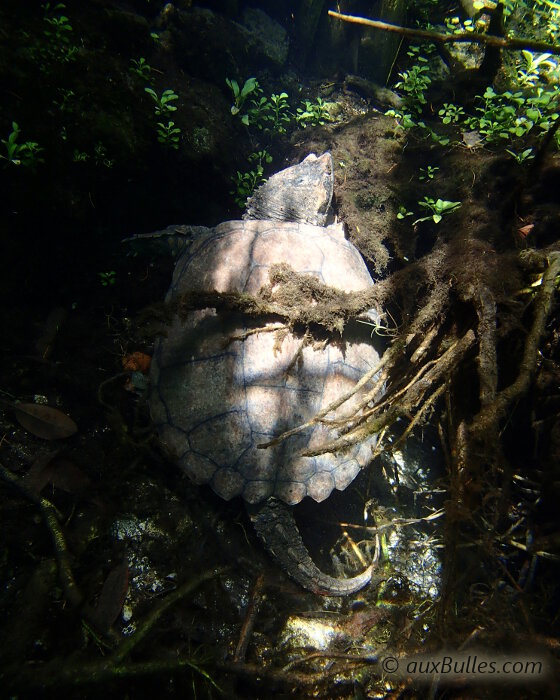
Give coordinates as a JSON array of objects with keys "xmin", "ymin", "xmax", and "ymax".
[{"xmin": 234, "ymin": 574, "xmax": 265, "ymax": 663}]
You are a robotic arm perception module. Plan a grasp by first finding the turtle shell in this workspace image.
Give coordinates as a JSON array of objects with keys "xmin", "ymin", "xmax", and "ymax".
[{"xmin": 150, "ymin": 219, "xmax": 381, "ymax": 505}]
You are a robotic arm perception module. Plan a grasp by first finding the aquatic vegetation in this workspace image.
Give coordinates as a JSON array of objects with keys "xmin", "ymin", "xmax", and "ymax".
[
  {"xmin": 505, "ymin": 146, "xmax": 535, "ymax": 163},
  {"xmin": 230, "ymin": 149, "xmax": 272, "ymax": 208},
  {"xmin": 396, "ymin": 205, "xmax": 414, "ymax": 220},
  {"xmin": 72, "ymin": 149, "xmax": 88, "ymax": 162},
  {"xmin": 265, "ymin": 92, "xmax": 291, "ymax": 132},
  {"xmin": 93, "ymin": 142, "xmax": 115, "ymax": 168},
  {"xmin": 438, "ymin": 103, "xmax": 465, "ymax": 124},
  {"xmin": 418, "ymin": 165, "xmax": 439, "ymax": 180},
  {"xmin": 386, "ymin": 37, "xmax": 560, "ymax": 153},
  {"xmin": 144, "ymin": 88, "xmax": 181, "ymax": 149},
  {"xmin": 0, "ymin": 122, "xmax": 43, "ymax": 167},
  {"xmin": 227, "ymin": 77, "xmax": 334, "ymax": 132},
  {"xmin": 397, "ymin": 195, "xmax": 461, "ymax": 226},
  {"xmin": 129, "ymin": 57, "xmax": 153, "ymax": 82},
  {"xmin": 39, "ymin": 2, "xmax": 78, "ymax": 66},
  {"xmin": 52, "ymin": 87, "xmax": 76, "ymax": 113},
  {"xmin": 226, "ymin": 77, "xmax": 260, "ymax": 125},
  {"xmin": 227, "ymin": 79, "xmax": 291, "ymax": 132},
  {"xmin": 144, "ymin": 88, "xmax": 178, "ymax": 116},
  {"xmin": 465, "ymin": 86, "xmax": 560, "ymax": 142},
  {"xmin": 99, "ymin": 271, "xmax": 116, "ymax": 286},
  {"xmin": 156, "ymin": 121, "xmax": 181, "ymax": 149},
  {"xmin": 385, "ymin": 45, "xmax": 431, "ymax": 129},
  {"xmin": 413, "ymin": 197, "xmax": 462, "ymax": 225},
  {"xmin": 295, "ymin": 97, "xmax": 333, "ymax": 127},
  {"xmin": 517, "ymin": 50, "xmax": 556, "ymax": 87}
]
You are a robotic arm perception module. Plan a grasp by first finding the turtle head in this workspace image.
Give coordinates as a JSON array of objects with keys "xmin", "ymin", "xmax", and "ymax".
[{"xmin": 243, "ymin": 152, "xmax": 334, "ymax": 227}]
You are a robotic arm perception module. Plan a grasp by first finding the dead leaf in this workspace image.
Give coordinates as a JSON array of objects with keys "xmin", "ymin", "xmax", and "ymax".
[
  {"xmin": 24, "ymin": 452, "xmax": 92, "ymax": 498},
  {"xmin": 23, "ymin": 450, "xmax": 60, "ymax": 493},
  {"xmin": 14, "ymin": 403, "xmax": 78, "ymax": 440},
  {"xmin": 92, "ymin": 561, "xmax": 129, "ymax": 632},
  {"xmin": 49, "ymin": 457, "xmax": 92, "ymax": 496}
]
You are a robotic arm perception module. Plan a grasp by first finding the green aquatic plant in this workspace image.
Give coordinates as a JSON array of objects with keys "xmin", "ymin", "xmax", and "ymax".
[
  {"xmin": 465, "ymin": 86, "xmax": 560, "ymax": 143},
  {"xmin": 52, "ymin": 87, "xmax": 76, "ymax": 113},
  {"xmin": 72, "ymin": 149, "xmax": 88, "ymax": 162},
  {"xmin": 144, "ymin": 88, "xmax": 182, "ymax": 150},
  {"xmin": 144, "ymin": 88, "xmax": 178, "ymax": 116},
  {"xmin": 419, "ymin": 165, "xmax": 439, "ymax": 181},
  {"xmin": 386, "ymin": 45, "xmax": 431, "ymax": 129},
  {"xmin": 0, "ymin": 122, "xmax": 43, "ymax": 167},
  {"xmin": 230, "ymin": 150, "xmax": 272, "ymax": 208},
  {"xmin": 438, "ymin": 103, "xmax": 465, "ymax": 125},
  {"xmin": 296, "ymin": 97, "xmax": 332, "ymax": 127},
  {"xmin": 245, "ymin": 91, "xmax": 292, "ymax": 132},
  {"xmin": 517, "ymin": 50, "xmax": 556, "ymax": 87},
  {"xmin": 267, "ymin": 92, "xmax": 291, "ymax": 132},
  {"xmin": 98, "ymin": 271, "xmax": 116, "ymax": 286},
  {"xmin": 40, "ymin": 2, "xmax": 78, "ymax": 65},
  {"xmin": 396, "ymin": 205, "xmax": 414, "ymax": 220},
  {"xmin": 247, "ymin": 94, "xmax": 271, "ymax": 129},
  {"xmin": 444, "ymin": 14, "xmax": 477, "ymax": 34},
  {"xmin": 226, "ymin": 77, "xmax": 260, "ymax": 125},
  {"xmin": 156, "ymin": 121, "xmax": 181, "ymax": 149},
  {"xmin": 130, "ymin": 57, "xmax": 153, "ymax": 82},
  {"xmin": 93, "ymin": 142, "xmax": 114, "ymax": 168},
  {"xmin": 505, "ymin": 146, "xmax": 535, "ymax": 163},
  {"xmin": 226, "ymin": 77, "xmax": 337, "ymax": 134},
  {"xmin": 413, "ymin": 197, "xmax": 461, "ymax": 225}
]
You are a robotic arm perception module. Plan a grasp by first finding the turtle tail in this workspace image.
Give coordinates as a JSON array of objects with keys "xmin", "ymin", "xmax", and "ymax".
[{"xmin": 248, "ymin": 498, "xmax": 373, "ymax": 596}]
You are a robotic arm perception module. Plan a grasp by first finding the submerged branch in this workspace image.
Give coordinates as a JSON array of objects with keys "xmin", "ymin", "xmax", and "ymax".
[{"xmin": 328, "ymin": 10, "xmax": 560, "ymax": 56}]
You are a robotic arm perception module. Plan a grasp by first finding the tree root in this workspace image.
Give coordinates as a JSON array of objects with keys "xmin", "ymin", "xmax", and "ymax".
[{"xmin": 471, "ymin": 251, "xmax": 560, "ymax": 437}]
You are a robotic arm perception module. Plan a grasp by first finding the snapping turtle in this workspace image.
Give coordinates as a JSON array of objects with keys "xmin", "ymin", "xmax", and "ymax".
[{"xmin": 149, "ymin": 153, "xmax": 382, "ymax": 595}]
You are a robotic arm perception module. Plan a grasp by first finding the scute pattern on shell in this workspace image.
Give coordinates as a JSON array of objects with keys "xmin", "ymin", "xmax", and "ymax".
[{"xmin": 150, "ymin": 219, "xmax": 381, "ymax": 505}]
